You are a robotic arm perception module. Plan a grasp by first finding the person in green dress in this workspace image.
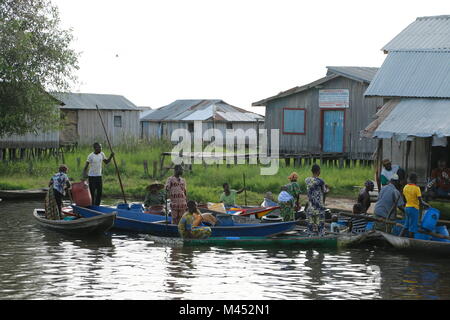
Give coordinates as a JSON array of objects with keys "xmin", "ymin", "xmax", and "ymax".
[
  {"xmin": 278, "ymin": 185, "xmax": 295, "ymax": 221},
  {"xmin": 144, "ymin": 181, "xmax": 166, "ymax": 213},
  {"xmin": 287, "ymin": 172, "xmax": 302, "ymax": 211},
  {"xmin": 178, "ymin": 200, "xmax": 212, "ymax": 239},
  {"xmin": 219, "ymin": 182, "xmax": 245, "ymax": 208}
]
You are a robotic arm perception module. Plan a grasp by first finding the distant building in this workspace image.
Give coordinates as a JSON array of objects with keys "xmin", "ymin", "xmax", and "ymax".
[
  {"xmin": 252, "ymin": 66, "xmax": 383, "ymax": 159},
  {"xmin": 140, "ymin": 99, "xmax": 264, "ymax": 143},
  {"xmin": 363, "ymin": 15, "xmax": 450, "ymax": 185},
  {"xmin": 137, "ymin": 106, "xmax": 154, "ymax": 119},
  {"xmin": 0, "ymin": 92, "xmax": 141, "ymax": 150}
]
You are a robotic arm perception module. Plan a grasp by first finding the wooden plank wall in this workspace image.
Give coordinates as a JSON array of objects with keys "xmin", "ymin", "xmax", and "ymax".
[{"xmin": 264, "ymin": 76, "xmax": 383, "ymax": 159}]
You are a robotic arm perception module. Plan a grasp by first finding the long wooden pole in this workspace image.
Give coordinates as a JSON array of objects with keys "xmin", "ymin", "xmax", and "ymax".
[
  {"xmin": 95, "ymin": 105, "xmax": 127, "ymax": 204},
  {"xmin": 243, "ymin": 173, "xmax": 247, "ymax": 206}
]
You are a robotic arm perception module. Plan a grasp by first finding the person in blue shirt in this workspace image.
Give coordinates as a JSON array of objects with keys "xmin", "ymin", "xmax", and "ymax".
[{"xmin": 46, "ymin": 165, "xmax": 71, "ymax": 219}]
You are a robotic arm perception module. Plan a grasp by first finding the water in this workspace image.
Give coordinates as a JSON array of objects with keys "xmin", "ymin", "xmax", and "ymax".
[{"xmin": 1, "ymin": 200, "xmax": 450, "ymax": 300}]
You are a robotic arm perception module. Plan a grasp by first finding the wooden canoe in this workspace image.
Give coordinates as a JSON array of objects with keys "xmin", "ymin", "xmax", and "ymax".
[
  {"xmin": 33, "ymin": 208, "xmax": 116, "ymax": 235},
  {"xmin": 377, "ymin": 231, "xmax": 450, "ymax": 255},
  {"xmin": 0, "ymin": 189, "xmax": 48, "ymax": 200},
  {"xmin": 146, "ymin": 232, "xmax": 373, "ymax": 249},
  {"xmin": 72, "ymin": 205, "xmax": 297, "ymax": 238}
]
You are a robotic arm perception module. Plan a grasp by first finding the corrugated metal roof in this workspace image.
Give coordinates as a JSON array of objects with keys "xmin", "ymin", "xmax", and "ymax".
[
  {"xmin": 141, "ymin": 99, "xmax": 263, "ymax": 122},
  {"xmin": 252, "ymin": 66, "xmax": 379, "ymax": 106},
  {"xmin": 364, "ymin": 50, "xmax": 450, "ymax": 98},
  {"xmin": 215, "ymin": 111, "xmax": 263, "ymax": 122},
  {"xmin": 361, "ymin": 99, "xmax": 400, "ymax": 138},
  {"xmin": 382, "ymin": 15, "xmax": 450, "ymax": 52},
  {"xmin": 53, "ymin": 92, "xmax": 139, "ymax": 111},
  {"xmin": 326, "ymin": 66, "xmax": 379, "ymax": 83},
  {"xmin": 252, "ymin": 74, "xmax": 339, "ymax": 106},
  {"xmin": 373, "ymin": 99, "xmax": 450, "ymax": 140}
]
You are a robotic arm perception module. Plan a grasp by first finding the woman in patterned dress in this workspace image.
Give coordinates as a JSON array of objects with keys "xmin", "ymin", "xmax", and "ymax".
[
  {"xmin": 278, "ymin": 185, "xmax": 295, "ymax": 221},
  {"xmin": 287, "ymin": 172, "xmax": 302, "ymax": 211},
  {"xmin": 305, "ymin": 164, "xmax": 328, "ymax": 235},
  {"xmin": 178, "ymin": 201, "xmax": 212, "ymax": 239}
]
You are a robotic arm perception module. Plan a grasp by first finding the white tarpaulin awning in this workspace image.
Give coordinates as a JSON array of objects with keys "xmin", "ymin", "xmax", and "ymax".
[{"xmin": 373, "ymin": 98, "xmax": 450, "ymax": 141}]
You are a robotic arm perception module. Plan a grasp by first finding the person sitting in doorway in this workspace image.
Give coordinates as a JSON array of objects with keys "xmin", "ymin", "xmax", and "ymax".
[
  {"xmin": 219, "ymin": 182, "xmax": 245, "ymax": 209},
  {"xmin": 380, "ymin": 159, "xmax": 401, "ymax": 187},
  {"xmin": 428, "ymin": 159, "xmax": 450, "ymax": 199}
]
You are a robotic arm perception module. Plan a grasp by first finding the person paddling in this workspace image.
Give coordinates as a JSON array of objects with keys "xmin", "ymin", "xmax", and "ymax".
[{"xmin": 83, "ymin": 142, "xmax": 114, "ymax": 206}]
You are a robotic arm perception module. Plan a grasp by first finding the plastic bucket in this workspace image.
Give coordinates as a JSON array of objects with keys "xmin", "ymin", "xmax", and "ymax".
[
  {"xmin": 117, "ymin": 203, "xmax": 130, "ymax": 210},
  {"xmin": 421, "ymin": 208, "xmax": 440, "ymax": 232},
  {"xmin": 130, "ymin": 203, "xmax": 144, "ymax": 212},
  {"xmin": 365, "ymin": 222, "xmax": 375, "ymax": 231},
  {"xmin": 431, "ymin": 225, "xmax": 450, "ymax": 243},
  {"xmin": 71, "ymin": 181, "xmax": 92, "ymax": 207}
]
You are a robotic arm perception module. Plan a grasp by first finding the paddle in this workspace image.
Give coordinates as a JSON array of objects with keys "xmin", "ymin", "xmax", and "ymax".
[
  {"xmin": 339, "ymin": 212, "xmax": 450, "ymax": 241},
  {"xmin": 95, "ymin": 105, "xmax": 127, "ymax": 204},
  {"xmin": 243, "ymin": 173, "xmax": 247, "ymax": 206}
]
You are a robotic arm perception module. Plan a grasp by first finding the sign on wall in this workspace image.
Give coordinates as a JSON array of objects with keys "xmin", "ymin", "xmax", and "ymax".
[{"xmin": 319, "ymin": 89, "xmax": 349, "ymax": 108}]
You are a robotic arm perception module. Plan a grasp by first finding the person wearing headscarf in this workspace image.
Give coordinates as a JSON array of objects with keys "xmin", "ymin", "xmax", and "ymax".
[
  {"xmin": 278, "ymin": 185, "xmax": 295, "ymax": 221},
  {"xmin": 45, "ymin": 164, "xmax": 71, "ymax": 220},
  {"xmin": 357, "ymin": 180, "xmax": 374, "ymax": 213},
  {"xmin": 144, "ymin": 180, "xmax": 166, "ymax": 213},
  {"xmin": 287, "ymin": 172, "xmax": 301, "ymax": 211},
  {"xmin": 380, "ymin": 159, "xmax": 400, "ymax": 187}
]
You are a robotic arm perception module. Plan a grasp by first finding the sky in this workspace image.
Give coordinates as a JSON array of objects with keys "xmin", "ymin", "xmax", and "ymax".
[{"xmin": 53, "ymin": 0, "xmax": 450, "ymax": 115}]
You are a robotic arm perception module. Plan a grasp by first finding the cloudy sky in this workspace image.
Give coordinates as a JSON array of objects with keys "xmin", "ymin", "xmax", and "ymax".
[{"xmin": 53, "ymin": 0, "xmax": 450, "ymax": 115}]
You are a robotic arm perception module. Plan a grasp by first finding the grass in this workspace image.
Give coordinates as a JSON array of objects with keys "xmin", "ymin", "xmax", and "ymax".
[{"xmin": 0, "ymin": 140, "xmax": 376, "ymax": 206}]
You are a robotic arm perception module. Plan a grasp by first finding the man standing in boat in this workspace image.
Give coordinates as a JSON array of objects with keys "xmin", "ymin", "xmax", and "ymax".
[
  {"xmin": 83, "ymin": 142, "xmax": 114, "ymax": 206},
  {"xmin": 165, "ymin": 164, "xmax": 187, "ymax": 225}
]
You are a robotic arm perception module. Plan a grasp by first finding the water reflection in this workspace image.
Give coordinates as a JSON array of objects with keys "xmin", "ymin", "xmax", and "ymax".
[{"xmin": 0, "ymin": 200, "xmax": 450, "ymax": 300}]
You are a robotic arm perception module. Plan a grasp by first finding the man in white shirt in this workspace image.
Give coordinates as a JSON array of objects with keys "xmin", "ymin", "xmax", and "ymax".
[{"xmin": 83, "ymin": 142, "xmax": 114, "ymax": 206}]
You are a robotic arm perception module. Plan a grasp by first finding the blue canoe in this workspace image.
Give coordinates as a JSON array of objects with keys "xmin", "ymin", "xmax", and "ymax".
[{"xmin": 71, "ymin": 205, "xmax": 297, "ymax": 238}]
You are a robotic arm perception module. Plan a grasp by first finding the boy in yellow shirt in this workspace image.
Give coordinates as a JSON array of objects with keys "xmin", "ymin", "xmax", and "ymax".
[{"xmin": 402, "ymin": 173, "xmax": 429, "ymax": 238}]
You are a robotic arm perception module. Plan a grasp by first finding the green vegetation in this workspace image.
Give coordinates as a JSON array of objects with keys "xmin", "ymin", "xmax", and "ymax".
[
  {"xmin": 0, "ymin": 140, "xmax": 374, "ymax": 206},
  {"xmin": 0, "ymin": 0, "xmax": 79, "ymax": 137}
]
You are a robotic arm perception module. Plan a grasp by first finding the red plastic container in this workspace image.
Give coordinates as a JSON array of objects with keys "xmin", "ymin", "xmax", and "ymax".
[{"xmin": 71, "ymin": 181, "xmax": 92, "ymax": 207}]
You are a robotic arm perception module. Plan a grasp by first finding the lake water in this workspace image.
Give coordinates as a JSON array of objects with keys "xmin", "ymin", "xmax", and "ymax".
[{"xmin": 1, "ymin": 200, "xmax": 449, "ymax": 300}]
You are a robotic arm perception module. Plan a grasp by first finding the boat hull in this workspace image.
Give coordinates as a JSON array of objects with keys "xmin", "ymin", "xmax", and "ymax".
[
  {"xmin": 72, "ymin": 205, "xmax": 297, "ymax": 237},
  {"xmin": 33, "ymin": 209, "xmax": 115, "ymax": 235},
  {"xmin": 378, "ymin": 231, "xmax": 450, "ymax": 255},
  {"xmin": 148, "ymin": 233, "xmax": 370, "ymax": 248}
]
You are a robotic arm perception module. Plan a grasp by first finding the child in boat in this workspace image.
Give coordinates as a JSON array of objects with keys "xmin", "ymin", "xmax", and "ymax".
[
  {"xmin": 402, "ymin": 173, "xmax": 430, "ymax": 238},
  {"xmin": 349, "ymin": 203, "xmax": 368, "ymax": 234},
  {"xmin": 330, "ymin": 215, "xmax": 340, "ymax": 233},
  {"xmin": 46, "ymin": 164, "xmax": 71, "ymax": 220},
  {"xmin": 178, "ymin": 200, "xmax": 212, "ymax": 239}
]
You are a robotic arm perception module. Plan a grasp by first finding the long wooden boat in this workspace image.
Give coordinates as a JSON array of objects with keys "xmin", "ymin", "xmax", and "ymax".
[
  {"xmin": 147, "ymin": 232, "xmax": 374, "ymax": 248},
  {"xmin": 377, "ymin": 231, "xmax": 450, "ymax": 255},
  {"xmin": 33, "ymin": 208, "xmax": 116, "ymax": 235},
  {"xmin": 198, "ymin": 204, "xmax": 279, "ymax": 219},
  {"xmin": 72, "ymin": 205, "xmax": 297, "ymax": 238},
  {"xmin": 0, "ymin": 188, "xmax": 48, "ymax": 200}
]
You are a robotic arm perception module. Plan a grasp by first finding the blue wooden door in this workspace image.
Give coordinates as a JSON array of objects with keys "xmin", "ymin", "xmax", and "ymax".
[{"xmin": 323, "ymin": 110, "xmax": 344, "ymax": 152}]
